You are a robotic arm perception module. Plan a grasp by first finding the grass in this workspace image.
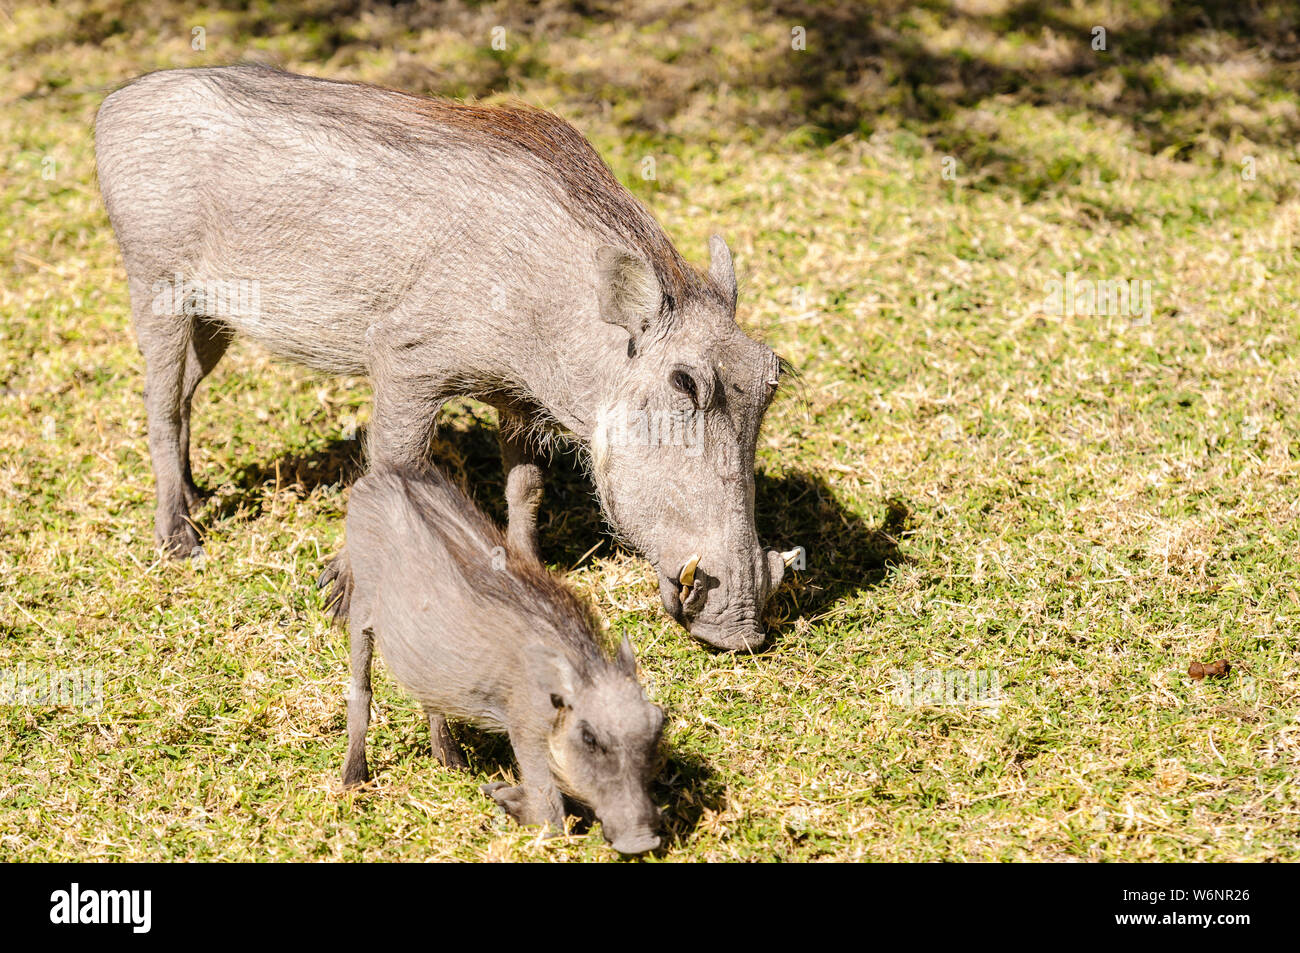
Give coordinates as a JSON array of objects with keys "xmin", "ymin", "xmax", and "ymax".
[{"xmin": 1, "ymin": 0, "xmax": 1298, "ymax": 861}]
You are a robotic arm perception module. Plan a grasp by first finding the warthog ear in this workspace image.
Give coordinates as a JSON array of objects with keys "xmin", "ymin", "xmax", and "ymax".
[
  {"xmin": 708, "ymin": 234, "xmax": 737, "ymax": 309},
  {"xmin": 524, "ymin": 643, "xmax": 578, "ymax": 709},
  {"xmin": 596, "ymin": 245, "xmax": 662, "ymax": 350},
  {"xmin": 615, "ymin": 635, "xmax": 638, "ymax": 676}
]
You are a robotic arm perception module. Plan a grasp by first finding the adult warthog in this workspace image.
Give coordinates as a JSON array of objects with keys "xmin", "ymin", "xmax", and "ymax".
[{"xmin": 95, "ymin": 65, "xmax": 792, "ymax": 650}]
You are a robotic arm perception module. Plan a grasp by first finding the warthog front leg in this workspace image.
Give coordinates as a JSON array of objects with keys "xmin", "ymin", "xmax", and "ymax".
[
  {"xmin": 320, "ymin": 375, "xmax": 443, "ymax": 617},
  {"xmin": 483, "ymin": 730, "xmax": 564, "ymax": 833},
  {"xmin": 498, "ymin": 414, "xmax": 545, "ymax": 563}
]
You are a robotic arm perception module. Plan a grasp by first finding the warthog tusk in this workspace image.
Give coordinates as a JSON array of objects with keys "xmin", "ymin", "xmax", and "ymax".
[
  {"xmin": 781, "ymin": 548, "xmax": 802, "ymax": 567},
  {"xmin": 678, "ymin": 553, "xmax": 700, "ymax": 588}
]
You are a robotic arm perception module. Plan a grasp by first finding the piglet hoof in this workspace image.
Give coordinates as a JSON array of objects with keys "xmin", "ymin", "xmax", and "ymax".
[
  {"xmin": 318, "ymin": 552, "xmax": 354, "ymax": 622},
  {"xmin": 482, "ymin": 782, "xmax": 529, "ymax": 824}
]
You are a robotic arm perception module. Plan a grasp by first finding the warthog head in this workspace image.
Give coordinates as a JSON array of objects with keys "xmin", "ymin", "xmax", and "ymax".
[
  {"xmin": 591, "ymin": 235, "xmax": 789, "ymax": 651},
  {"xmin": 529, "ymin": 638, "xmax": 665, "ymax": 855}
]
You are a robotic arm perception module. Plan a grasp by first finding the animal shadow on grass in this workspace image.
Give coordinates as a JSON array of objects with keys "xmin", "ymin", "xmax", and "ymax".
[
  {"xmin": 200, "ymin": 412, "xmax": 882, "ymax": 852},
  {"xmin": 422, "ymin": 412, "xmax": 911, "ymax": 647},
  {"xmin": 754, "ymin": 469, "xmax": 909, "ymax": 644},
  {"xmin": 194, "ymin": 402, "xmax": 906, "ymax": 650},
  {"xmin": 654, "ymin": 748, "xmax": 725, "ymax": 848},
  {"xmin": 193, "ymin": 403, "xmax": 618, "ymax": 568},
  {"xmin": 195, "ymin": 434, "xmax": 366, "ymax": 530}
]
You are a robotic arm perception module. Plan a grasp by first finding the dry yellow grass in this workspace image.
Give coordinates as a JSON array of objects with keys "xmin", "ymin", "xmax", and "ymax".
[{"xmin": 1, "ymin": 1, "xmax": 1297, "ymax": 860}]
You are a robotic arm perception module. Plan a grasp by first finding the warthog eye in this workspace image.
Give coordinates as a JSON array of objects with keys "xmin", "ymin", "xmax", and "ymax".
[
  {"xmin": 580, "ymin": 724, "xmax": 601, "ymax": 753},
  {"xmin": 669, "ymin": 366, "xmax": 699, "ymax": 406}
]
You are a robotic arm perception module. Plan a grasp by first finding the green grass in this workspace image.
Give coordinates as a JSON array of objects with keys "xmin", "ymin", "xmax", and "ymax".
[{"xmin": 2, "ymin": 0, "xmax": 1298, "ymax": 861}]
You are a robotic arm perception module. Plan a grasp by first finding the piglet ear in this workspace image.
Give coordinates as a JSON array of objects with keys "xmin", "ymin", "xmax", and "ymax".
[
  {"xmin": 615, "ymin": 635, "xmax": 638, "ymax": 676},
  {"xmin": 524, "ymin": 643, "xmax": 577, "ymax": 708}
]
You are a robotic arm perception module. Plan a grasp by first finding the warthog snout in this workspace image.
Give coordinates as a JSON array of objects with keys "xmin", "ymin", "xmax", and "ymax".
[
  {"xmin": 600, "ymin": 797, "xmax": 663, "ymax": 856},
  {"xmin": 657, "ymin": 547, "xmax": 786, "ymax": 651},
  {"xmin": 609, "ymin": 831, "xmax": 662, "ymax": 856}
]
